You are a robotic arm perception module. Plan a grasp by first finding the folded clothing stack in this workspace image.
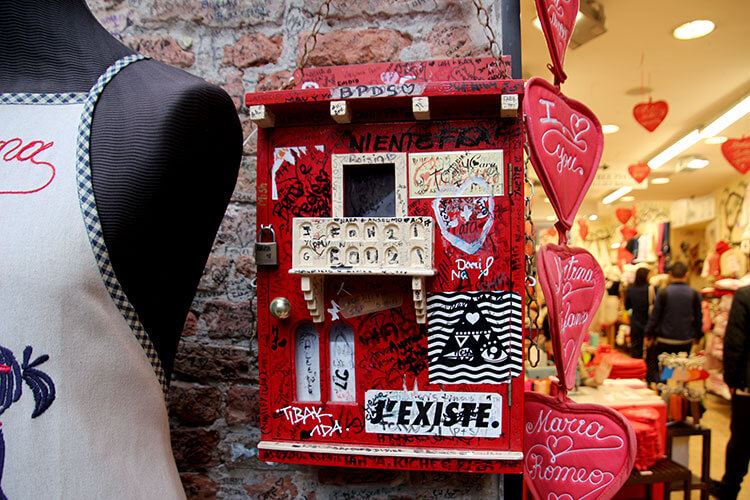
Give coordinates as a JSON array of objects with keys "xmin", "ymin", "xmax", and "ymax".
[
  {"xmin": 619, "ymin": 407, "xmax": 662, "ymax": 471},
  {"xmin": 606, "ymin": 351, "xmax": 648, "ymax": 380}
]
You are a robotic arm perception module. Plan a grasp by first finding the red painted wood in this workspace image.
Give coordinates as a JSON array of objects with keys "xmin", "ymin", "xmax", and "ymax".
[{"xmin": 251, "ymin": 59, "xmax": 525, "ymax": 472}]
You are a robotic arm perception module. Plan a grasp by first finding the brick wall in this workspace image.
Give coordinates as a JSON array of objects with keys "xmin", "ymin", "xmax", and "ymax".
[{"xmin": 89, "ymin": 0, "xmax": 505, "ymax": 497}]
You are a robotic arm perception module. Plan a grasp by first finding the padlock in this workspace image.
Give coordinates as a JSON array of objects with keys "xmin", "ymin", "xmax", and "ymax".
[{"xmin": 255, "ymin": 225, "xmax": 278, "ymax": 266}]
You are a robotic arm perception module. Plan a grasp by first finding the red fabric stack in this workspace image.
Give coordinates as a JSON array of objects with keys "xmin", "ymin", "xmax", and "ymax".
[
  {"xmin": 619, "ymin": 407, "xmax": 661, "ymax": 470},
  {"xmin": 605, "ymin": 351, "xmax": 648, "ymax": 379}
]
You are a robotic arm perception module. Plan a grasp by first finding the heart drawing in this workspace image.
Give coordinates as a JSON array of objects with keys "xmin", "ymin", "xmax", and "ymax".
[
  {"xmin": 432, "ymin": 177, "xmax": 495, "ymax": 255},
  {"xmin": 533, "ymin": 0, "xmax": 579, "ymax": 84},
  {"xmin": 524, "ymin": 392, "xmax": 636, "ymax": 500},
  {"xmin": 524, "ymin": 77, "xmax": 603, "ymax": 232},
  {"xmin": 722, "ymin": 137, "xmax": 750, "ymax": 174},
  {"xmin": 537, "ymin": 244, "xmax": 605, "ymax": 390},
  {"xmin": 633, "ymin": 98, "xmax": 668, "ymax": 132},
  {"xmin": 627, "ymin": 162, "xmax": 651, "ymax": 183}
]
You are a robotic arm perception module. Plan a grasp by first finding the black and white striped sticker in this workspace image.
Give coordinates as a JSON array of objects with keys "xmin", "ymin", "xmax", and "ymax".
[{"xmin": 427, "ymin": 291, "xmax": 523, "ymax": 385}]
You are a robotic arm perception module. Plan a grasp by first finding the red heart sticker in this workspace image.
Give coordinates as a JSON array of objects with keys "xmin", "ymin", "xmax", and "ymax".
[
  {"xmin": 722, "ymin": 137, "xmax": 750, "ymax": 174},
  {"xmin": 537, "ymin": 244, "xmax": 605, "ymax": 390},
  {"xmin": 533, "ymin": 0, "xmax": 579, "ymax": 84},
  {"xmin": 633, "ymin": 99, "xmax": 668, "ymax": 132},
  {"xmin": 627, "ymin": 162, "xmax": 651, "ymax": 183},
  {"xmin": 524, "ymin": 392, "xmax": 637, "ymax": 500},
  {"xmin": 615, "ymin": 208, "xmax": 633, "ymax": 225},
  {"xmin": 524, "ymin": 78, "xmax": 603, "ymax": 233}
]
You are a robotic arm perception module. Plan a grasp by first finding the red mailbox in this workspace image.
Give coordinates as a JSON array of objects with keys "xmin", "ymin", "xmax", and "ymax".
[{"xmin": 246, "ymin": 58, "xmax": 526, "ymax": 473}]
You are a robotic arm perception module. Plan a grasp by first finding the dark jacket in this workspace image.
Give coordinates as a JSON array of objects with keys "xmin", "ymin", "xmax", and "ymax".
[
  {"xmin": 724, "ymin": 286, "xmax": 750, "ymax": 389},
  {"xmin": 626, "ymin": 283, "xmax": 651, "ymax": 330},
  {"xmin": 645, "ymin": 282, "xmax": 702, "ymax": 342}
]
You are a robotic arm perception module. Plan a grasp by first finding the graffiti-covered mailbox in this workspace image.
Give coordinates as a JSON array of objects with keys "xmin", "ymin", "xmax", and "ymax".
[{"xmin": 246, "ymin": 58, "xmax": 525, "ymax": 473}]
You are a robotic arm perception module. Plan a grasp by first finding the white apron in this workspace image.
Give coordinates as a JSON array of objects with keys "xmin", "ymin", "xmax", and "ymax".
[{"xmin": 0, "ymin": 56, "xmax": 185, "ymax": 499}]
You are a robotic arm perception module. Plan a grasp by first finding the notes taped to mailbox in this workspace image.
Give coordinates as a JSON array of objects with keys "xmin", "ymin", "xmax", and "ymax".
[{"xmin": 408, "ymin": 150, "xmax": 504, "ymax": 199}]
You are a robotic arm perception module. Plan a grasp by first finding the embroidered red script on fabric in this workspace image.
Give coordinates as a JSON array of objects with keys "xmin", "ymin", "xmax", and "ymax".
[{"xmin": 0, "ymin": 137, "xmax": 56, "ymax": 194}]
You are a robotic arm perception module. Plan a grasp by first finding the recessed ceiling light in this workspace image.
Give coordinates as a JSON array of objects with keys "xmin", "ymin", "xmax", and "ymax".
[
  {"xmin": 546, "ymin": 215, "xmax": 557, "ymax": 221},
  {"xmin": 620, "ymin": 196, "xmax": 635, "ymax": 202},
  {"xmin": 687, "ymin": 158, "xmax": 710, "ymax": 169},
  {"xmin": 589, "ymin": 214, "xmax": 598, "ymax": 221},
  {"xmin": 651, "ymin": 177, "xmax": 670, "ymax": 184},
  {"xmin": 705, "ymin": 136, "xmax": 728, "ymax": 145},
  {"xmin": 602, "ymin": 124, "xmax": 620, "ymax": 134},
  {"xmin": 673, "ymin": 20, "xmax": 715, "ymax": 40},
  {"xmin": 611, "ymin": 242, "xmax": 621, "ymax": 249}
]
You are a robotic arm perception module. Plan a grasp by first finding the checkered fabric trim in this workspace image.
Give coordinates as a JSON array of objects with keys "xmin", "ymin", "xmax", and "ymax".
[
  {"xmin": 74, "ymin": 55, "xmax": 169, "ymax": 399},
  {"xmin": 0, "ymin": 92, "xmax": 88, "ymax": 105}
]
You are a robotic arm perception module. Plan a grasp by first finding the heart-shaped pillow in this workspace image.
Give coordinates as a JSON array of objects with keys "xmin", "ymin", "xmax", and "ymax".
[
  {"xmin": 537, "ymin": 244, "xmax": 605, "ymax": 390},
  {"xmin": 524, "ymin": 78, "xmax": 603, "ymax": 233},
  {"xmin": 633, "ymin": 99, "xmax": 668, "ymax": 132},
  {"xmin": 525, "ymin": 391, "xmax": 637, "ymax": 500},
  {"xmin": 627, "ymin": 163, "xmax": 651, "ymax": 183},
  {"xmin": 722, "ymin": 137, "xmax": 750, "ymax": 174},
  {"xmin": 533, "ymin": 0, "xmax": 579, "ymax": 84}
]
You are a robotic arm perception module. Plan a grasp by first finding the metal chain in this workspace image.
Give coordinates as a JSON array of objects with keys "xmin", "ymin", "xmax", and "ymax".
[
  {"xmin": 471, "ymin": 0, "xmax": 511, "ymax": 80},
  {"xmin": 281, "ymin": 0, "xmax": 333, "ymax": 90},
  {"xmin": 522, "ymin": 120, "xmax": 542, "ymax": 367}
]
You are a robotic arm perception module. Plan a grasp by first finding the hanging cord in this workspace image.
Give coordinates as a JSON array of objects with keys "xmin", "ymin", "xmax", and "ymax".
[
  {"xmin": 472, "ymin": 0, "xmax": 511, "ymax": 80},
  {"xmin": 281, "ymin": 0, "xmax": 333, "ymax": 90},
  {"xmin": 522, "ymin": 123, "xmax": 542, "ymax": 367}
]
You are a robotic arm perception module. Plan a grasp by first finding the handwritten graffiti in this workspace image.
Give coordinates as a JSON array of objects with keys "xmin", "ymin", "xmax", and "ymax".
[
  {"xmin": 277, "ymin": 405, "xmax": 344, "ymax": 439},
  {"xmin": 451, "ymin": 256, "xmax": 494, "ymax": 281},
  {"xmin": 271, "ymin": 146, "xmax": 330, "ymax": 230},
  {"xmin": 348, "ymin": 123, "xmax": 499, "ymax": 153},
  {"xmin": 538, "ymin": 98, "xmax": 589, "ymax": 176},
  {"xmin": 409, "ymin": 150, "xmax": 504, "ymax": 198}
]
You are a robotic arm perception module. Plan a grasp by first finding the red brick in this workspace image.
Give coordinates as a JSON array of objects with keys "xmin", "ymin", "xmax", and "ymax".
[
  {"xmin": 171, "ymin": 428, "xmax": 220, "ymax": 469},
  {"xmin": 197, "ymin": 256, "xmax": 231, "ymax": 292},
  {"xmin": 234, "ymin": 255, "xmax": 256, "ymax": 281},
  {"xmin": 180, "ymin": 473, "xmax": 219, "ymax": 500},
  {"xmin": 231, "ymin": 156, "xmax": 257, "ymax": 203},
  {"xmin": 182, "ymin": 311, "xmax": 199, "ymax": 338},
  {"xmin": 300, "ymin": 29, "xmax": 412, "ymax": 67},
  {"xmin": 427, "ymin": 25, "xmax": 488, "ymax": 59},
  {"xmin": 219, "ymin": 67, "xmax": 244, "ymax": 111},
  {"xmin": 127, "ymin": 36, "xmax": 195, "ymax": 68},
  {"xmin": 223, "ymin": 34, "xmax": 283, "ymax": 69},
  {"xmin": 168, "ymin": 381, "xmax": 222, "ymax": 425},
  {"xmin": 202, "ymin": 300, "xmax": 254, "ymax": 339},
  {"xmin": 133, "ymin": 0, "xmax": 284, "ymax": 28},
  {"xmin": 225, "ymin": 385, "xmax": 259, "ymax": 425},
  {"xmin": 255, "ymin": 70, "xmax": 293, "ymax": 92},
  {"xmin": 173, "ymin": 342, "xmax": 253, "ymax": 383},
  {"xmin": 244, "ymin": 474, "xmax": 298, "ymax": 499}
]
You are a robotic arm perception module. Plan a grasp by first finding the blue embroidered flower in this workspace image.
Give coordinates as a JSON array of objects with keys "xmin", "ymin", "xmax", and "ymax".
[{"xmin": 0, "ymin": 346, "xmax": 56, "ymax": 500}]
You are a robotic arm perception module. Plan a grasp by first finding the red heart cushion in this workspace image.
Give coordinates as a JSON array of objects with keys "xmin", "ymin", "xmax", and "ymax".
[
  {"xmin": 524, "ymin": 78, "xmax": 604, "ymax": 233},
  {"xmin": 537, "ymin": 244, "xmax": 605, "ymax": 390},
  {"xmin": 722, "ymin": 137, "xmax": 750, "ymax": 174},
  {"xmin": 615, "ymin": 208, "xmax": 633, "ymax": 225},
  {"xmin": 525, "ymin": 392, "xmax": 637, "ymax": 500},
  {"xmin": 533, "ymin": 0, "xmax": 579, "ymax": 84},
  {"xmin": 627, "ymin": 162, "xmax": 651, "ymax": 183},
  {"xmin": 633, "ymin": 99, "xmax": 668, "ymax": 132}
]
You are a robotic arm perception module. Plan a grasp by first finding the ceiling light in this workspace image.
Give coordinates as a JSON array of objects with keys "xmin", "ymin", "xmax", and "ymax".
[
  {"xmin": 673, "ymin": 20, "xmax": 715, "ymax": 40},
  {"xmin": 705, "ymin": 136, "xmax": 728, "ymax": 145},
  {"xmin": 651, "ymin": 177, "xmax": 670, "ymax": 185},
  {"xmin": 700, "ymin": 95, "xmax": 750, "ymax": 139},
  {"xmin": 589, "ymin": 214, "xmax": 598, "ymax": 221},
  {"xmin": 621, "ymin": 195, "xmax": 635, "ymax": 202},
  {"xmin": 602, "ymin": 186, "xmax": 633, "ymax": 205},
  {"xmin": 687, "ymin": 157, "xmax": 709, "ymax": 169},
  {"xmin": 648, "ymin": 129, "xmax": 701, "ymax": 169},
  {"xmin": 602, "ymin": 124, "xmax": 620, "ymax": 134},
  {"xmin": 546, "ymin": 215, "xmax": 557, "ymax": 221},
  {"xmin": 611, "ymin": 242, "xmax": 620, "ymax": 249}
]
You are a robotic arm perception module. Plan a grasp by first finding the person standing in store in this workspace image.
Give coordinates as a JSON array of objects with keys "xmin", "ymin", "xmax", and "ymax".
[
  {"xmin": 626, "ymin": 267, "xmax": 652, "ymax": 359},
  {"xmin": 713, "ymin": 285, "xmax": 750, "ymax": 499},
  {"xmin": 644, "ymin": 261, "xmax": 702, "ymax": 383}
]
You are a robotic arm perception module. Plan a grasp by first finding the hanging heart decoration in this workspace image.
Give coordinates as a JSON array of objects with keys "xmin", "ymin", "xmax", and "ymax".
[
  {"xmin": 577, "ymin": 218, "xmax": 589, "ymax": 240},
  {"xmin": 619, "ymin": 225, "xmax": 637, "ymax": 240},
  {"xmin": 524, "ymin": 392, "xmax": 637, "ymax": 500},
  {"xmin": 722, "ymin": 137, "xmax": 750, "ymax": 174},
  {"xmin": 633, "ymin": 98, "xmax": 668, "ymax": 132},
  {"xmin": 533, "ymin": 0, "xmax": 579, "ymax": 84},
  {"xmin": 524, "ymin": 77, "xmax": 604, "ymax": 233},
  {"xmin": 627, "ymin": 162, "xmax": 651, "ymax": 183},
  {"xmin": 614, "ymin": 208, "xmax": 633, "ymax": 225},
  {"xmin": 537, "ymin": 244, "xmax": 605, "ymax": 390}
]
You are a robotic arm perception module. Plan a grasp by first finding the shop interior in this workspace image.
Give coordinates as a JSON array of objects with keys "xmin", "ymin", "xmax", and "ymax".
[{"xmin": 520, "ymin": 0, "xmax": 750, "ymax": 497}]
